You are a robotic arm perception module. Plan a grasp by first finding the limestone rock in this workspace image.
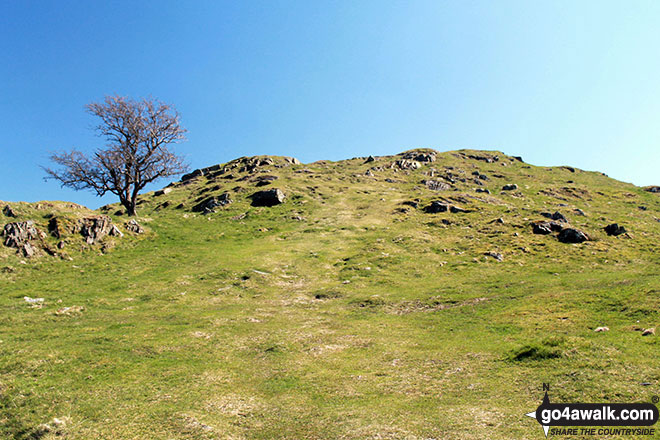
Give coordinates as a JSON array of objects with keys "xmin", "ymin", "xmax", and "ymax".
[
  {"xmin": 3, "ymin": 221, "xmax": 40, "ymax": 248},
  {"xmin": 79, "ymin": 216, "xmax": 113, "ymax": 244}
]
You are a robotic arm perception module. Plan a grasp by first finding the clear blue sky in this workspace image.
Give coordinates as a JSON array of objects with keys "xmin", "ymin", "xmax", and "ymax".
[{"xmin": 2, "ymin": 1, "xmax": 659, "ymax": 208}]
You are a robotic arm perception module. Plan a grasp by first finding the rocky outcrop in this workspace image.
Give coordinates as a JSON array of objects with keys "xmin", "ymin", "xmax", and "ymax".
[
  {"xmin": 391, "ymin": 159, "xmax": 421, "ymax": 170},
  {"xmin": 644, "ymin": 186, "xmax": 660, "ymax": 193},
  {"xmin": 251, "ymin": 189, "xmax": 286, "ymax": 207},
  {"xmin": 80, "ymin": 216, "xmax": 113, "ymax": 244},
  {"xmin": 401, "ymin": 151, "xmax": 436, "ymax": 162},
  {"xmin": 3, "ymin": 221, "xmax": 42, "ymax": 256}
]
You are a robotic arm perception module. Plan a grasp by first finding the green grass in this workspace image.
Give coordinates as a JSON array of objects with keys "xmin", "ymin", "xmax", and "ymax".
[{"xmin": 1, "ymin": 149, "xmax": 659, "ymax": 439}]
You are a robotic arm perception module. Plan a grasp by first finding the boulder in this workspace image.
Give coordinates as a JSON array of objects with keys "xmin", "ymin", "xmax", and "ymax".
[
  {"xmin": 424, "ymin": 180, "xmax": 451, "ymax": 191},
  {"xmin": 154, "ymin": 188, "xmax": 172, "ymax": 196},
  {"xmin": 392, "ymin": 159, "xmax": 420, "ymax": 170},
  {"xmin": 502, "ymin": 184, "xmax": 518, "ymax": 191},
  {"xmin": 532, "ymin": 221, "xmax": 563, "ymax": 235},
  {"xmin": 541, "ymin": 211, "xmax": 568, "ymax": 223},
  {"xmin": 125, "ymin": 219, "xmax": 144, "ymax": 234},
  {"xmin": 475, "ymin": 188, "xmax": 490, "ymax": 194},
  {"xmin": 364, "ymin": 156, "xmax": 375, "ymax": 163},
  {"xmin": 2, "ymin": 205, "xmax": 16, "ymax": 217},
  {"xmin": 253, "ymin": 175, "xmax": 278, "ymax": 187},
  {"xmin": 644, "ymin": 186, "xmax": 660, "ymax": 193},
  {"xmin": 424, "ymin": 202, "xmax": 449, "ymax": 213},
  {"xmin": 193, "ymin": 193, "xmax": 233, "ymax": 213},
  {"xmin": 557, "ymin": 228, "xmax": 589, "ymax": 243},
  {"xmin": 181, "ymin": 169, "xmax": 204, "ymax": 182},
  {"xmin": 284, "ymin": 157, "xmax": 301, "ymax": 165},
  {"xmin": 251, "ymin": 188, "xmax": 286, "ymax": 207},
  {"xmin": 450, "ymin": 205, "xmax": 468, "ymax": 213},
  {"xmin": 604, "ymin": 223, "xmax": 626, "ymax": 236}
]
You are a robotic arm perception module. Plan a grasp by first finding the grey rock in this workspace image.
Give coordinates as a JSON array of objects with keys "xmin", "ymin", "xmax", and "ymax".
[
  {"xmin": 3, "ymin": 221, "xmax": 40, "ymax": 248},
  {"xmin": 558, "ymin": 228, "xmax": 589, "ymax": 243},
  {"xmin": 193, "ymin": 193, "xmax": 233, "ymax": 214},
  {"xmin": 284, "ymin": 156, "xmax": 301, "ymax": 165},
  {"xmin": 79, "ymin": 216, "xmax": 113, "ymax": 244},
  {"xmin": 502, "ymin": 184, "xmax": 518, "ymax": 191},
  {"xmin": 253, "ymin": 175, "xmax": 278, "ymax": 187},
  {"xmin": 484, "ymin": 251, "xmax": 503, "ymax": 261},
  {"xmin": 154, "ymin": 188, "xmax": 172, "ymax": 196},
  {"xmin": 181, "ymin": 169, "xmax": 204, "ymax": 182},
  {"xmin": 109, "ymin": 224, "xmax": 124, "ymax": 237},
  {"xmin": 541, "ymin": 211, "xmax": 568, "ymax": 223},
  {"xmin": 2, "ymin": 205, "xmax": 17, "ymax": 217},
  {"xmin": 424, "ymin": 202, "xmax": 449, "ymax": 213},
  {"xmin": 450, "ymin": 205, "xmax": 468, "ymax": 213},
  {"xmin": 604, "ymin": 223, "xmax": 626, "ymax": 236},
  {"xmin": 475, "ymin": 188, "xmax": 490, "ymax": 194},
  {"xmin": 125, "ymin": 219, "xmax": 144, "ymax": 234},
  {"xmin": 251, "ymin": 188, "xmax": 286, "ymax": 207},
  {"xmin": 424, "ymin": 180, "xmax": 451, "ymax": 191},
  {"xmin": 532, "ymin": 221, "xmax": 563, "ymax": 235}
]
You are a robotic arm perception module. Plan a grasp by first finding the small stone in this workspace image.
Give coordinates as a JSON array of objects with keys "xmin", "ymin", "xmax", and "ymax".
[
  {"xmin": 484, "ymin": 251, "xmax": 503, "ymax": 262},
  {"xmin": 125, "ymin": 219, "xmax": 144, "ymax": 234},
  {"xmin": 642, "ymin": 328, "xmax": 655, "ymax": 336},
  {"xmin": 154, "ymin": 188, "xmax": 172, "ymax": 196},
  {"xmin": 594, "ymin": 326, "xmax": 609, "ymax": 332}
]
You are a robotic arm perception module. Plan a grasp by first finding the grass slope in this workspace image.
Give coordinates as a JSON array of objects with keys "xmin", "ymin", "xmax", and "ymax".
[{"xmin": 1, "ymin": 149, "xmax": 659, "ymax": 439}]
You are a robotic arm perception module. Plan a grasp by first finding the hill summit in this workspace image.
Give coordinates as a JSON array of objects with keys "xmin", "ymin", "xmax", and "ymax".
[{"xmin": 1, "ymin": 149, "xmax": 659, "ymax": 439}]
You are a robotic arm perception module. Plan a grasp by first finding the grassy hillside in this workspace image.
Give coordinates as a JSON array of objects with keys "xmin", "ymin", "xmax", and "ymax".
[{"xmin": 1, "ymin": 149, "xmax": 659, "ymax": 439}]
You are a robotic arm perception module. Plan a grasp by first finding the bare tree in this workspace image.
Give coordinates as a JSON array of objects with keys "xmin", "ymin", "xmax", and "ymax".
[{"xmin": 44, "ymin": 95, "xmax": 189, "ymax": 216}]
